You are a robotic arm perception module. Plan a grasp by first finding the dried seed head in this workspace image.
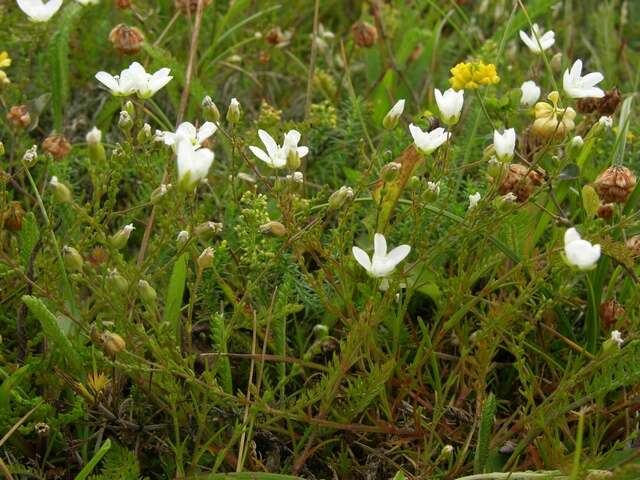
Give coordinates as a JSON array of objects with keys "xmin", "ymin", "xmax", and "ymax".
[
  {"xmin": 594, "ymin": 166, "xmax": 636, "ymax": 204},
  {"xmin": 577, "ymin": 88, "xmax": 621, "ymax": 116},
  {"xmin": 597, "ymin": 203, "xmax": 614, "ymax": 220},
  {"xmin": 7, "ymin": 105, "xmax": 30, "ymax": 129},
  {"xmin": 599, "ymin": 299, "xmax": 625, "ymax": 330},
  {"xmin": 259, "ymin": 221, "xmax": 287, "ymax": 237},
  {"xmin": 174, "ymin": 0, "xmax": 212, "ymax": 15},
  {"xmin": 101, "ymin": 331, "xmax": 126, "ymax": 357},
  {"xmin": 109, "ymin": 24, "xmax": 145, "ymax": 55},
  {"xmin": 495, "ymin": 163, "xmax": 545, "ymax": 202},
  {"xmin": 265, "ymin": 27, "xmax": 286, "ymax": 46},
  {"xmin": 115, "ymin": 0, "xmax": 132, "ymax": 8},
  {"xmin": 2, "ymin": 201, "xmax": 25, "ymax": 231},
  {"xmin": 625, "ymin": 235, "xmax": 640, "ymax": 256},
  {"xmin": 88, "ymin": 245, "xmax": 109, "ymax": 268},
  {"xmin": 42, "ymin": 134, "xmax": 71, "ymax": 160},
  {"xmin": 351, "ymin": 21, "xmax": 378, "ymax": 48}
]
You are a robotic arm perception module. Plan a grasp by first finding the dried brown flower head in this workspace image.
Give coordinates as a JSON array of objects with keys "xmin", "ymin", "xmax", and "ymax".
[{"xmin": 594, "ymin": 166, "xmax": 636, "ymax": 204}]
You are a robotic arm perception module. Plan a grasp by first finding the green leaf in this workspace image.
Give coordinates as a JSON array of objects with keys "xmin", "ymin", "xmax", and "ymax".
[
  {"xmin": 74, "ymin": 438, "xmax": 111, "ymax": 480},
  {"xmin": 581, "ymin": 185, "xmax": 600, "ymax": 219},
  {"xmin": 473, "ymin": 393, "xmax": 496, "ymax": 474},
  {"xmin": 210, "ymin": 313, "xmax": 232, "ymax": 394},
  {"xmin": 194, "ymin": 474, "xmax": 304, "ymax": 480},
  {"xmin": 0, "ymin": 364, "xmax": 31, "ymax": 412},
  {"xmin": 22, "ymin": 295, "xmax": 83, "ymax": 376},
  {"xmin": 19, "ymin": 212, "xmax": 40, "ymax": 268},
  {"xmin": 163, "ymin": 253, "xmax": 188, "ymax": 341}
]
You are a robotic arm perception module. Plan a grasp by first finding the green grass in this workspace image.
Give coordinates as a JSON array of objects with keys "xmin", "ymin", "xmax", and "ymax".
[{"xmin": 1, "ymin": 0, "xmax": 640, "ymax": 478}]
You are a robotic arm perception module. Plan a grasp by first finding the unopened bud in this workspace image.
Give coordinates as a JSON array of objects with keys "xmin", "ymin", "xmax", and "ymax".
[
  {"xmin": 124, "ymin": 100, "xmax": 135, "ymax": 118},
  {"xmin": 328, "ymin": 186, "xmax": 354, "ymax": 210},
  {"xmin": 381, "ymin": 162, "xmax": 401, "ymax": 182},
  {"xmin": 137, "ymin": 123, "xmax": 153, "ymax": 143},
  {"xmin": 49, "ymin": 176, "xmax": 73, "ymax": 203},
  {"xmin": 138, "ymin": 279, "xmax": 157, "ymax": 305},
  {"xmin": 424, "ymin": 181, "xmax": 440, "ymax": 202},
  {"xmin": 62, "ymin": 246, "xmax": 83, "ymax": 272},
  {"xmin": 197, "ymin": 247, "xmax": 214, "ymax": 271},
  {"xmin": 150, "ymin": 183, "xmax": 171, "ymax": 203},
  {"xmin": 22, "ymin": 145, "xmax": 38, "ymax": 167},
  {"xmin": 286, "ymin": 147, "xmax": 301, "ymax": 170},
  {"xmin": 383, "ymin": 99, "xmax": 405, "ymax": 130},
  {"xmin": 313, "ymin": 324, "xmax": 329, "ymax": 339},
  {"xmin": 259, "ymin": 220, "xmax": 287, "ymax": 236},
  {"xmin": 110, "ymin": 223, "xmax": 135, "ymax": 249},
  {"xmin": 101, "ymin": 330, "xmax": 126, "ymax": 357},
  {"xmin": 194, "ymin": 221, "xmax": 223, "ymax": 238},
  {"xmin": 570, "ymin": 135, "xmax": 584, "ymax": 148},
  {"xmin": 603, "ymin": 330, "xmax": 624, "ymax": 353},
  {"xmin": 0, "ymin": 141, "xmax": 4, "ymax": 157},
  {"xmin": 436, "ymin": 445, "xmax": 454, "ymax": 463},
  {"xmin": 202, "ymin": 96, "xmax": 220, "ymax": 123},
  {"xmin": 487, "ymin": 157, "xmax": 505, "ymax": 178},
  {"xmin": 550, "ymin": 52, "xmax": 563, "ymax": 72},
  {"xmin": 107, "ymin": 269, "xmax": 129, "ymax": 293},
  {"xmin": 176, "ymin": 230, "xmax": 190, "ymax": 246},
  {"xmin": 226, "ymin": 97, "xmax": 241, "ymax": 124},
  {"xmin": 86, "ymin": 127, "xmax": 102, "ymax": 145},
  {"xmin": 86, "ymin": 127, "xmax": 106, "ymax": 163},
  {"xmin": 118, "ymin": 110, "xmax": 133, "ymax": 132}
]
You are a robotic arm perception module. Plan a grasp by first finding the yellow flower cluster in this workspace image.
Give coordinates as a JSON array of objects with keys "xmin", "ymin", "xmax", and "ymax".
[
  {"xmin": 449, "ymin": 61, "xmax": 500, "ymax": 90},
  {"xmin": 0, "ymin": 51, "xmax": 11, "ymax": 86}
]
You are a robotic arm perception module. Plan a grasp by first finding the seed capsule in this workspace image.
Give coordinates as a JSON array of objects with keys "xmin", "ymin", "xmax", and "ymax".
[
  {"xmin": 109, "ymin": 24, "xmax": 145, "ymax": 55},
  {"xmin": 594, "ymin": 166, "xmax": 636, "ymax": 204},
  {"xmin": 42, "ymin": 134, "xmax": 71, "ymax": 160},
  {"xmin": 351, "ymin": 21, "xmax": 378, "ymax": 48}
]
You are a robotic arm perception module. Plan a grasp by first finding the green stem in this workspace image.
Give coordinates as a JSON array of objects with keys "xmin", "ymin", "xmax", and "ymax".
[{"xmin": 584, "ymin": 273, "xmax": 599, "ymax": 354}]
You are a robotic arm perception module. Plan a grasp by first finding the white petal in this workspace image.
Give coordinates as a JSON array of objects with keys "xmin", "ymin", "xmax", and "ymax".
[
  {"xmin": 564, "ymin": 227, "xmax": 582, "ymax": 246},
  {"xmin": 386, "ymin": 245, "xmax": 411, "ymax": 266},
  {"xmin": 176, "ymin": 122, "xmax": 197, "ymax": 142},
  {"xmin": 297, "ymin": 146, "xmax": 309, "ymax": 158},
  {"xmin": 258, "ymin": 130, "xmax": 278, "ymax": 159},
  {"xmin": 95, "ymin": 71, "xmax": 120, "ymax": 92},
  {"xmin": 197, "ymin": 122, "xmax": 218, "ymax": 143},
  {"xmin": 352, "ymin": 246, "xmax": 372, "ymax": 272},
  {"xmin": 249, "ymin": 146, "xmax": 273, "ymax": 166},
  {"xmin": 374, "ymin": 233, "xmax": 387, "ymax": 257}
]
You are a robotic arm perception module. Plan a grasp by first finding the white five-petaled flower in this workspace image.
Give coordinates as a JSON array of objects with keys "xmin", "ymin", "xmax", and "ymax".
[
  {"xmin": 468, "ymin": 192, "xmax": 481, "ymax": 209},
  {"xmin": 409, "ymin": 124, "xmax": 451, "ymax": 155},
  {"xmin": 564, "ymin": 227, "xmax": 601, "ymax": 271},
  {"xmin": 249, "ymin": 129, "xmax": 309, "ymax": 169},
  {"xmin": 493, "ymin": 128, "xmax": 516, "ymax": 162},
  {"xmin": 352, "ymin": 233, "xmax": 411, "ymax": 278},
  {"xmin": 160, "ymin": 122, "xmax": 217, "ymax": 151},
  {"xmin": 16, "ymin": 0, "xmax": 62, "ymax": 22},
  {"xmin": 176, "ymin": 140, "xmax": 214, "ymax": 190},
  {"xmin": 95, "ymin": 62, "xmax": 173, "ymax": 99},
  {"xmin": 382, "ymin": 99, "xmax": 405, "ymax": 129},
  {"xmin": 562, "ymin": 60, "xmax": 605, "ymax": 99},
  {"xmin": 611, "ymin": 330, "xmax": 623, "ymax": 347},
  {"xmin": 519, "ymin": 24, "xmax": 555, "ymax": 53},
  {"xmin": 520, "ymin": 80, "xmax": 541, "ymax": 107},
  {"xmin": 434, "ymin": 88, "xmax": 464, "ymax": 125}
]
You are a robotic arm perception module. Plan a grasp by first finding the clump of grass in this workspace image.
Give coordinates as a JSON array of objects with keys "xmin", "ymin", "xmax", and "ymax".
[{"xmin": 1, "ymin": 0, "xmax": 639, "ymax": 479}]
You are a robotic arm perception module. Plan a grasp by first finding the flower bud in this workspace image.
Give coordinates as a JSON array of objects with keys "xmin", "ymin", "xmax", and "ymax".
[
  {"xmin": 381, "ymin": 162, "xmax": 401, "ymax": 182},
  {"xmin": 118, "ymin": 110, "xmax": 133, "ymax": 132},
  {"xmin": 226, "ymin": 97, "xmax": 241, "ymax": 124},
  {"xmin": 287, "ymin": 171, "xmax": 304, "ymax": 184},
  {"xmin": 351, "ymin": 21, "xmax": 378, "ymax": 48},
  {"xmin": 286, "ymin": 147, "xmax": 301, "ymax": 170},
  {"xmin": 194, "ymin": 221, "xmax": 223, "ymax": 238},
  {"xmin": 383, "ymin": 99, "xmax": 405, "ymax": 130},
  {"xmin": 436, "ymin": 445, "xmax": 454, "ymax": 464},
  {"xmin": 313, "ymin": 324, "xmax": 329, "ymax": 339},
  {"xmin": 150, "ymin": 183, "xmax": 171, "ymax": 203},
  {"xmin": 259, "ymin": 221, "xmax": 287, "ymax": 237},
  {"xmin": 101, "ymin": 330, "xmax": 126, "ymax": 357},
  {"xmin": 197, "ymin": 247, "xmax": 215, "ymax": 271},
  {"xmin": 62, "ymin": 246, "xmax": 83, "ymax": 272},
  {"xmin": 328, "ymin": 186, "xmax": 354, "ymax": 210},
  {"xmin": 110, "ymin": 223, "xmax": 135, "ymax": 249},
  {"xmin": 42, "ymin": 134, "xmax": 71, "ymax": 160},
  {"xmin": 49, "ymin": 176, "xmax": 73, "ymax": 203},
  {"xmin": 138, "ymin": 279, "xmax": 157, "ymax": 304},
  {"xmin": 86, "ymin": 127, "xmax": 106, "ymax": 164},
  {"xmin": 570, "ymin": 136, "xmax": 583, "ymax": 148},
  {"xmin": 487, "ymin": 157, "xmax": 505, "ymax": 178},
  {"xmin": 7, "ymin": 105, "xmax": 30, "ymax": 129},
  {"xmin": 137, "ymin": 123, "xmax": 153, "ymax": 144},
  {"xmin": 0, "ymin": 141, "xmax": 5, "ymax": 157},
  {"xmin": 22, "ymin": 145, "xmax": 38, "ymax": 167},
  {"xmin": 86, "ymin": 126, "xmax": 102, "ymax": 145},
  {"xmin": 109, "ymin": 24, "xmax": 145, "ymax": 55},
  {"xmin": 550, "ymin": 52, "xmax": 563, "ymax": 72},
  {"xmin": 107, "ymin": 269, "xmax": 129, "ymax": 293},
  {"xmin": 423, "ymin": 181, "xmax": 440, "ymax": 202},
  {"xmin": 202, "ymin": 96, "xmax": 220, "ymax": 123},
  {"xmin": 176, "ymin": 230, "xmax": 190, "ymax": 246},
  {"xmin": 602, "ymin": 330, "xmax": 624, "ymax": 354}
]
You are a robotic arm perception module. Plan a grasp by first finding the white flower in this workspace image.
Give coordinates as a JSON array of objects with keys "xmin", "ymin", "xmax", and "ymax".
[
  {"xmin": 383, "ymin": 99, "xmax": 405, "ymax": 129},
  {"xmin": 409, "ymin": 124, "xmax": 451, "ymax": 155},
  {"xmin": 176, "ymin": 140, "xmax": 214, "ymax": 189},
  {"xmin": 598, "ymin": 116, "xmax": 613, "ymax": 129},
  {"xmin": 434, "ymin": 88, "xmax": 464, "ymax": 125},
  {"xmin": 519, "ymin": 24, "xmax": 555, "ymax": 53},
  {"xmin": 16, "ymin": 0, "xmax": 62, "ymax": 22},
  {"xmin": 571, "ymin": 136, "xmax": 584, "ymax": 148},
  {"xmin": 563, "ymin": 60, "xmax": 605, "ymax": 99},
  {"xmin": 502, "ymin": 192, "xmax": 518, "ymax": 203},
  {"xmin": 122, "ymin": 224, "xmax": 135, "ymax": 235},
  {"xmin": 86, "ymin": 127, "xmax": 102, "ymax": 145},
  {"xmin": 564, "ymin": 227, "xmax": 601, "ymax": 271},
  {"xmin": 176, "ymin": 230, "xmax": 190, "ymax": 244},
  {"xmin": 311, "ymin": 23, "xmax": 335, "ymax": 51},
  {"xmin": 249, "ymin": 129, "xmax": 309, "ymax": 169},
  {"xmin": 352, "ymin": 233, "xmax": 411, "ymax": 278},
  {"xmin": 49, "ymin": 176, "xmax": 59, "ymax": 187},
  {"xmin": 95, "ymin": 62, "xmax": 173, "ymax": 99},
  {"xmin": 76, "ymin": 0, "xmax": 99, "ymax": 4},
  {"xmin": 426, "ymin": 181, "xmax": 440, "ymax": 195},
  {"xmin": 493, "ymin": 128, "xmax": 516, "ymax": 162},
  {"xmin": 468, "ymin": 192, "xmax": 481, "ymax": 209},
  {"xmin": 611, "ymin": 330, "xmax": 623, "ymax": 347},
  {"xmin": 520, "ymin": 80, "xmax": 541, "ymax": 107},
  {"xmin": 160, "ymin": 122, "xmax": 217, "ymax": 151}
]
